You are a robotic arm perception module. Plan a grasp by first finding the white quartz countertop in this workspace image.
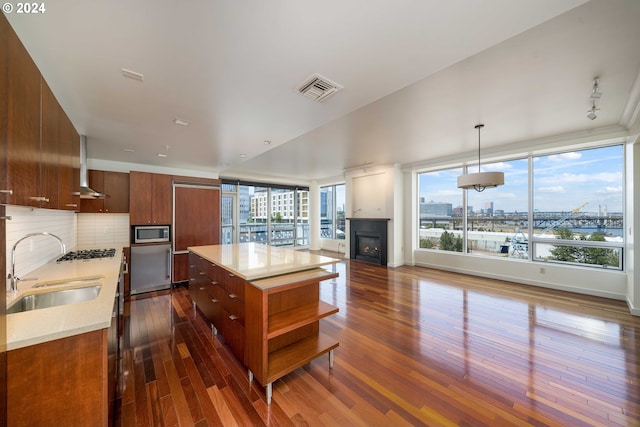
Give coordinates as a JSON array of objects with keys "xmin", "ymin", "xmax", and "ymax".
[
  {"xmin": 5, "ymin": 245, "xmax": 125, "ymax": 351},
  {"xmin": 188, "ymin": 243, "xmax": 339, "ymax": 281}
]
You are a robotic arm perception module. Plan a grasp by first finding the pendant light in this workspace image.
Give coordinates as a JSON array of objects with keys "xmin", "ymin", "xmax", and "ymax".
[{"xmin": 457, "ymin": 124, "xmax": 504, "ymax": 192}]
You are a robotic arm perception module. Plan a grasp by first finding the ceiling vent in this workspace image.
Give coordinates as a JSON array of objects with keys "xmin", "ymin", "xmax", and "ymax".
[{"xmin": 297, "ymin": 73, "xmax": 343, "ymax": 102}]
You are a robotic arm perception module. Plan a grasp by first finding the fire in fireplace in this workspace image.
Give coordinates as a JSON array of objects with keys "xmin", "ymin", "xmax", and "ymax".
[{"xmin": 348, "ymin": 218, "xmax": 389, "ymax": 266}]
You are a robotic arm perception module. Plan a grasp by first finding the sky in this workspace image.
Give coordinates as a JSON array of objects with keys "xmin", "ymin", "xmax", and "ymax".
[{"xmin": 418, "ymin": 144, "xmax": 624, "ymax": 214}]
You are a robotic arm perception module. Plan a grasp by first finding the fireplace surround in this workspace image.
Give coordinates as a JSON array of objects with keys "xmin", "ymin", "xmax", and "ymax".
[{"xmin": 348, "ymin": 218, "xmax": 389, "ymax": 266}]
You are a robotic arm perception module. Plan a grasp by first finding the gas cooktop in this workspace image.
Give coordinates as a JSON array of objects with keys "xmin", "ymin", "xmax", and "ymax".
[{"xmin": 56, "ymin": 248, "xmax": 117, "ymax": 262}]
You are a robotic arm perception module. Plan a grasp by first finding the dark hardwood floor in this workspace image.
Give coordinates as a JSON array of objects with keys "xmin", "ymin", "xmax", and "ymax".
[{"xmin": 115, "ymin": 255, "xmax": 640, "ymax": 426}]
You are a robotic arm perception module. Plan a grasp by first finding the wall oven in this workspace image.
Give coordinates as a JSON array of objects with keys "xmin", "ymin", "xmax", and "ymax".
[{"xmin": 132, "ymin": 225, "xmax": 170, "ymax": 244}]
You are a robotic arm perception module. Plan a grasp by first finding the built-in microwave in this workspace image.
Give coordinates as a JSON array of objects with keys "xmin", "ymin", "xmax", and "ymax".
[{"xmin": 133, "ymin": 225, "xmax": 170, "ymax": 244}]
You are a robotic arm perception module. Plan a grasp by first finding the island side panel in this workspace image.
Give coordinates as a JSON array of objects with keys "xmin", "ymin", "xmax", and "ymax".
[{"xmin": 245, "ymin": 282, "xmax": 269, "ymax": 384}]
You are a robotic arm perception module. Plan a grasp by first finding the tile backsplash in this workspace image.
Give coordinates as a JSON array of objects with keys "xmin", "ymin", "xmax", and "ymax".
[
  {"xmin": 77, "ymin": 213, "xmax": 130, "ymax": 247},
  {"xmin": 5, "ymin": 206, "xmax": 77, "ymax": 283},
  {"xmin": 5, "ymin": 207, "xmax": 130, "ymax": 290}
]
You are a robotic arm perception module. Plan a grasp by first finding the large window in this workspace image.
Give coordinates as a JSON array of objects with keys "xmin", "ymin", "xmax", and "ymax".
[
  {"xmin": 223, "ymin": 180, "xmax": 309, "ymax": 247},
  {"xmin": 466, "ymin": 158, "xmax": 529, "ymax": 258},
  {"xmin": 417, "ymin": 168, "xmax": 463, "ymax": 252},
  {"xmin": 320, "ymin": 184, "xmax": 346, "ymax": 239},
  {"xmin": 417, "ymin": 144, "xmax": 625, "ymax": 270},
  {"xmin": 531, "ymin": 145, "xmax": 623, "ymax": 268}
]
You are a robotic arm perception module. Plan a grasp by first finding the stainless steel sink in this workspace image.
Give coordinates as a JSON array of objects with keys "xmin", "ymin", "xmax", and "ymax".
[
  {"xmin": 33, "ymin": 275, "xmax": 105, "ymax": 288},
  {"xmin": 7, "ymin": 284, "xmax": 102, "ymax": 314}
]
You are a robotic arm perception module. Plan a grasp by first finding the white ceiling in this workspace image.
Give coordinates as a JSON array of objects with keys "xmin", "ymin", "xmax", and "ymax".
[{"xmin": 7, "ymin": 0, "xmax": 640, "ymax": 183}]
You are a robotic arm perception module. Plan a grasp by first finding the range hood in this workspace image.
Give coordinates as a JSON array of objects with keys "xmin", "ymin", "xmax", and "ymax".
[{"xmin": 80, "ymin": 135, "xmax": 107, "ymax": 199}]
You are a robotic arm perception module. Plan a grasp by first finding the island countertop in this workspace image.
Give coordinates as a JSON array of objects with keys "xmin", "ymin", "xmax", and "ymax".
[{"xmin": 188, "ymin": 243, "xmax": 339, "ymax": 281}]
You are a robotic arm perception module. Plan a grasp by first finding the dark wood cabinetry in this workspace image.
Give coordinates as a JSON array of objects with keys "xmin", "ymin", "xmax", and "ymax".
[
  {"xmin": 58, "ymin": 110, "xmax": 81, "ymax": 211},
  {"xmin": 188, "ymin": 246, "xmax": 339, "ymax": 404},
  {"xmin": 81, "ymin": 170, "xmax": 130, "ymax": 213},
  {"xmin": 5, "ymin": 17, "xmax": 41, "ymax": 207},
  {"xmin": 7, "ymin": 329, "xmax": 110, "ymax": 427},
  {"xmin": 2, "ymin": 14, "xmax": 80, "ymax": 210},
  {"xmin": 173, "ymin": 183, "xmax": 221, "ymax": 282},
  {"xmin": 129, "ymin": 171, "xmax": 172, "ymax": 225},
  {"xmin": 189, "ymin": 253, "xmax": 245, "ymax": 361}
]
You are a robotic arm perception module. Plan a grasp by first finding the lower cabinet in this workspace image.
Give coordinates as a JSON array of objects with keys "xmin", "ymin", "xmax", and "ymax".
[{"xmin": 7, "ymin": 328, "xmax": 113, "ymax": 427}]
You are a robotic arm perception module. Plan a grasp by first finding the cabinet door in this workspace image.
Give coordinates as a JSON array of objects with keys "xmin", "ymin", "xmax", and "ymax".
[
  {"xmin": 103, "ymin": 171, "xmax": 129, "ymax": 213},
  {"xmin": 0, "ymin": 15, "xmax": 8, "ymax": 204},
  {"xmin": 6, "ymin": 23, "xmax": 41, "ymax": 207},
  {"xmin": 40, "ymin": 80, "xmax": 60, "ymax": 209},
  {"xmin": 58, "ymin": 111, "xmax": 80, "ymax": 211},
  {"xmin": 174, "ymin": 186, "xmax": 220, "ymax": 252},
  {"xmin": 151, "ymin": 173, "xmax": 172, "ymax": 224},
  {"xmin": 129, "ymin": 171, "xmax": 153, "ymax": 224}
]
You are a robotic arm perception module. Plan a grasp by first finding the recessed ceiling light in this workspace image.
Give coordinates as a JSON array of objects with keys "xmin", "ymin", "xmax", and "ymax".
[
  {"xmin": 122, "ymin": 148, "xmax": 135, "ymax": 152},
  {"xmin": 173, "ymin": 118, "xmax": 190, "ymax": 126},
  {"xmin": 240, "ymin": 154, "xmax": 247, "ymax": 158},
  {"xmin": 121, "ymin": 68, "xmax": 144, "ymax": 82},
  {"xmin": 264, "ymin": 140, "xmax": 271, "ymax": 145},
  {"xmin": 157, "ymin": 153, "xmax": 168, "ymax": 158}
]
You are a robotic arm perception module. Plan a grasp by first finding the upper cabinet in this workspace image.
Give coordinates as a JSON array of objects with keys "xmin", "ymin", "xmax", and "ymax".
[
  {"xmin": 129, "ymin": 172, "xmax": 172, "ymax": 225},
  {"xmin": 1, "ymin": 14, "xmax": 80, "ymax": 210},
  {"xmin": 80, "ymin": 170, "xmax": 130, "ymax": 213}
]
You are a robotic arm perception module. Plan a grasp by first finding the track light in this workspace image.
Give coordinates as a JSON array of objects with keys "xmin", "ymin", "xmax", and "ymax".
[
  {"xmin": 587, "ymin": 77, "xmax": 602, "ymax": 120},
  {"xmin": 587, "ymin": 101, "xmax": 599, "ymax": 120},
  {"xmin": 590, "ymin": 77, "xmax": 602, "ymax": 99}
]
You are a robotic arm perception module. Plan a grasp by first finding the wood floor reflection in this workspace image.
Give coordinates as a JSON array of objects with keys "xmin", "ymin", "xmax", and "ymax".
[{"xmin": 115, "ymin": 256, "xmax": 640, "ymax": 426}]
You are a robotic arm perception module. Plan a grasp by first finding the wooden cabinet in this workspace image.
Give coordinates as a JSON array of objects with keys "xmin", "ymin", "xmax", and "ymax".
[
  {"xmin": 81, "ymin": 170, "xmax": 130, "ymax": 213},
  {"xmin": 188, "ymin": 247, "xmax": 339, "ymax": 404},
  {"xmin": 2, "ymin": 14, "xmax": 80, "ymax": 209},
  {"xmin": 173, "ymin": 182, "xmax": 221, "ymax": 282},
  {"xmin": 7, "ymin": 329, "xmax": 111, "ymax": 427},
  {"xmin": 58, "ymin": 110, "xmax": 80, "ymax": 211},
  {"xmin": 129, "ymin": 171, "xmax": 172, "ymax": 225},
  {"xmin": 246, "ymin": 269, "xmax": 338, "ymax": 404},
  {"xmin": 5, "ymin": 18, "xmax": 41, "ymax": 208},
  {"xmin": 188, "ymin": 253, "xmax": 244, "ymax": 360}
]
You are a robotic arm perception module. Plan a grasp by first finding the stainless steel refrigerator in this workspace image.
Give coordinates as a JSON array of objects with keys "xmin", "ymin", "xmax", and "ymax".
[{"xmin": 130, "ymin": 243, "xmax": 172, "ymax": 294}]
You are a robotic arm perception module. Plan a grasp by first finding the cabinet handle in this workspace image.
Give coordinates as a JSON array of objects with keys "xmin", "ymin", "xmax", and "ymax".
[
  {"xmin": 229, "ymin": 273, "xmax": 235, "ymax": 277},
  {"xmin": 190, "ymin": 265, "xmax": 196, "ymax": 268},
  {"xmin": 199, "ymin": 287, "xmax": 206, "ymax": 291},
  {"xmin": 199, "ymin": 272, "xmax": 206, "ymax": 276},
  {"xmin": 211, "ymin": 298, "xmax": 219, "ymax": 303},
  {"xmin": 190, "ymin": 278, "xmax": 196, "ymax": 282},
  {"xmin": 228, "ymin": 315, "xmax": 238, "ymax": 321},
  {"xmin": 0, "ymin": 216, "xmax": 11, "ymax": 220},
  {"xmin": 211, "ymin": 281, "xmax": 218, "ymax": 285},
  {"xmin": 228, "ymin": 293, "xmax": 237, "ymax": 299},
  {"xmin": 0, "ymin": 189, "xmax": 12, "ymax": 194},
  {"xmin": 29, "ymin": 196, "xmax": 49, "ymax": 202},
  {"xmin": 65, "ymin": 204, "xmax": 78, "ymax": 208}
]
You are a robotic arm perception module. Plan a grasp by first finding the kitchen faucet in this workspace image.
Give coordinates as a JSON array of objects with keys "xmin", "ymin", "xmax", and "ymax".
[{"xmin": 7, "ymin": 232, "xmax": 66, "ymax": 293}]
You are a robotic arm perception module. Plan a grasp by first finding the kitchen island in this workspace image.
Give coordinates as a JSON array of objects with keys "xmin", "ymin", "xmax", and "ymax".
[{"xmin": 188, "ymin": 243, "xmax": 340, "ymax": 404}]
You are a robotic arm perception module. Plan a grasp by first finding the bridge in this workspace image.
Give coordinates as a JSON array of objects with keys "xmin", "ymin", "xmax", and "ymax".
[{"xmin": 420, "ymin": 213, "xmax": 623, "ymax": 234}]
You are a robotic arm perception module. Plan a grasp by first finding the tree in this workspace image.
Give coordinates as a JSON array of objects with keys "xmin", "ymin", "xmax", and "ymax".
[
  {"xmin": 581, "ymin": 232, "xmax": 619, "ymax": 267},
  {"xmin": 549, "ymin": 228, "xmax": 579, "ymax": 262},
  {"xmin": 440, "ymin": 230, "xmax": 463, "ymax": 252}
]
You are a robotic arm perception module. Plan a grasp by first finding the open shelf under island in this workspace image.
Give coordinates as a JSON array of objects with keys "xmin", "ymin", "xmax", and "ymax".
[{"xmin": 187, "ymin": 243, "xmax": 340, "ymax": 404}]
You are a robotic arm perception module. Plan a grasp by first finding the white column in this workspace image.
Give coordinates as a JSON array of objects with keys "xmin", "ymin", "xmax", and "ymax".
[{"xmin": 309, "ymin": 180, "xmax": 321, "ymax": 250}]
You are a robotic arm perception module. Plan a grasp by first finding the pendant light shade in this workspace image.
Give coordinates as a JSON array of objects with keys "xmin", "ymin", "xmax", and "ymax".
[{"xmin": 457, "ymin": 124, "xmax": 504, "ymax": 192}]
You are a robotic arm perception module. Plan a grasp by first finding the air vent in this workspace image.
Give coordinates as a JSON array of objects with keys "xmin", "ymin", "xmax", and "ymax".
[{"xmin": 297, "ymin": 73, "xmax": 343, "ymax": 102}]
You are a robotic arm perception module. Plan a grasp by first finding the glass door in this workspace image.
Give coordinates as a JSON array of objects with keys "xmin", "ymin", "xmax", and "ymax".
[{"xmin": 221, "ymin": 193, "xmax": 237, "ymax": 244}]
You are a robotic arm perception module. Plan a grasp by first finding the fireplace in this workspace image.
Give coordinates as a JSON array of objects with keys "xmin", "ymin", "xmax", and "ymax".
[{"xmin": 348, "ymin": 218, "xmax": 389, "ymax": 266}]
